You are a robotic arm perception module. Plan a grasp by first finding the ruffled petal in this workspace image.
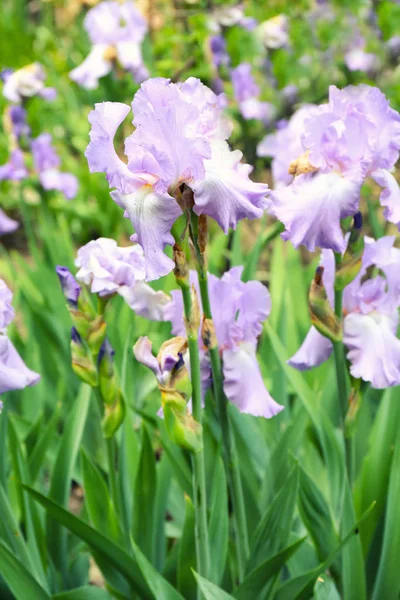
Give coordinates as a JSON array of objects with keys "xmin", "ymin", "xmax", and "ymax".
[
  {"xmin": 270, "ymin": 172, "xmax": 362, "ymax": 252},
  {"xmin": 222, "ymin": 345, "xmax": 283, "ymax": 418},
  {"xmin": 371, "ymin": 168, "xmax": 400, "ymax": 228},
  {"xmin": 192, "ymin": 140, "xmax": 269, "ymax": 233},
  {"xmin": 0, "ymin": 336, "xmax": 40, "ymax": 394},
  {"xmin": 288, "ymin": 326, "xmax": 333, "ymax": 370},
  {"xmin": 133, "ymin": 336, "xmax": 161, "ymax": 378},
  {"xmin": 344, "ymin": 311, "xmax": 400, "ymax": 388},
  {"xmin": 69, "ymin": 45, "xmax": 112, "ymax": 90},
  {"xmin": 119, "ymin": 282, "xmax": 170, "ymax": 320},
  {"xmin": 111, "ymin": 186, "xmax": 182, "ymax": 281},
  {"xmin": 0, "ymin": 209, "xmax": 18, "ymax": 235},
  {"xmin": 85, "ymin": 102, "xmax": 143, "ymax": 194}
]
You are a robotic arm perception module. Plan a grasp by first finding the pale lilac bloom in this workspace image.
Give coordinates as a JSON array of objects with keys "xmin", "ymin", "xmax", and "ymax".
[
  {"xmin": 86, "ymin": 77, "xmax": 269, "ymax": 280},
  {"xmin": 0, "ymin": 209, "xmax": 18, "ymax": 236},
  {"xmin": 257, "ymin": 15, "xmax": 289, "ymax": 49},
  {"xmin": 164, "ymin": 266, "xmax": 284, "ymax": 418},
  {"xmin": 270, "ymin": 85, "xmax": 400, "ymax": 251},
  {"xmin": 70, "ymin": 0, "xmax": 148, "ymax": 89},
  {"xmin": 0, "ymin": 279, "xmax": 40, "ymax": 394},
  {"xmin": 2, "ymin": 64, "xmax": 56, "ymax": 103},
  {"xmin": 289, "ymin": 237, "xmax": 400, "ymax": 389},
  {"xmin": 231, "ymin": 63, "xmax": 275, "ymax": 122},
  {"xmin": 0, "ymin": 149, "xmax": 28, "ymax": 182},
  {"xmin": 56, "ymin": 266, "xmax": 81, "ymax": 307},
  {"xmin": 257, "ymin": 104, "xmax": 319, "ymax": 187},
  {"xmin": 75, "ymin": 237, "xmax": 169, "ymax": 319},
  {"xmin": 344, "ymin": 36, "xmax": 378, "ymax": 73},
  {"xmin": 31, "ymin": 134, "xmax": 78, "ymax": 200},
  {"xmin": 387, "ymin": 36, "xmax": 400, "ymax": 61}
]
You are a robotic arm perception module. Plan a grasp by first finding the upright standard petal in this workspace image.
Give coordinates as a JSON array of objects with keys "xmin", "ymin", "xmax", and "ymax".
[
  {"xmin": 222, "ymin": 345, "xmax": 284, "ymax": 418},
  {"xmin": 344, "ymin": 311, "xmax": 400, "ymax": 389},
  {"xmin": 119, "ymin": 282, "xmax": 170, "ymax": 320},
  {"xmin": 192, "ymin": 140, "xmax": 269, "ymax": 233},
  {"xmin": 288, "ymin": 326, "xmax": 333, "ymax": 370},
  {"xmin": 371, "ymin": 169, "xmax": 400, "ymax": 229},
  {"xmin": 0, "ymin": 336, "xmax": 40, "ymax": 394},
  {"xmin": 270, "ymin": 172, "xmax": 361, "ymax": 252},
  {"xmin": 0, "ymin": 209, "xmax": 18, "ymax": 236},
  {"xmin": 111, "ymin": 186, "xmax": 182, "ymax": 281},
  {"xmin": 86, "ymin": 102, "xmax": 143, "ymax": 194}
]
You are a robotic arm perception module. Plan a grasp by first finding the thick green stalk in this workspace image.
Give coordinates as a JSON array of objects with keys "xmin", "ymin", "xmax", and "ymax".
[
  {"xmin": 333, "ymin": 253, "xmax": 352, "ymax": 482},
  {"xmin": 176, "ymin": 265, "xmax": 210, "ymax": 587},
  {"xmin": 190, "ymin": 213, "xmax": 249, "ymax": 581},
  {"xmin": 106, "ymin": 436, "xmax": 120, "ymax": 516}
]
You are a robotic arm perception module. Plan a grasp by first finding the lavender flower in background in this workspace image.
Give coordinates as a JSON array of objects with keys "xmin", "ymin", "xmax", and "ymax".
[
  {"xmin": 269, "ymin": 84, "xmax": 400, "ymax": 252},
  {"xmin": 70, "ymin": 0, "xmax": 148, "ymax": 89},
  {"xmin": 231, "ymin": 63, "xmax": 276, "ymax": 122},
  {"xmin": 344, "ymin": 36, "xmax": 378, "ymax": 72},
  {"xmin": 289, "ymin": 236, "xmax": 400, "ymax": 389},
  {"xmin": 164, "ymin": 266, "xmax": 284, "ymax": 418},
  {"xmin": 8, "ymin": 106, "xmax": 30, "ymax": 140},
  {"xmin": 0, "ymin": 149, "xmax": 28, "ymax": 182},
  {"xmin": 210, "ymin": 35, "xmax": 230, "ymax": 68},
  {"xmin": 86, "ymin": 77, "xmax": 269, "ymax": 280},
  {"xmin": 257, "ymin": 15, "xmax": 289, "ymax": 49},
  {"xmin": 75, "ymin": 238, "xmax": 170, "ymax": 319},
  {"xmin": 31, "ymin": 134, "xmax": 78, "ymax": 200},
  {"xmin": 1, "ymin": 63, "xmax": 56, "ymax": 103},
  {"xmin": 0, "ymin": 209, "xmax": 18, "ymax": 236},
  {"xmin": 0, "ymin": 279, "xmax": 40, "ymax": 394}
]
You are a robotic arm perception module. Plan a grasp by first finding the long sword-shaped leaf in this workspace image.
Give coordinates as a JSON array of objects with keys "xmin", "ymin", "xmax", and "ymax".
[{"xmin": 0, "ymin": 540, "xmax": 50, "ymax": 600}]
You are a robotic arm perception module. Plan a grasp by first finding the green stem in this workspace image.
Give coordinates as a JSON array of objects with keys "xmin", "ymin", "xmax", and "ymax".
[
  {"xmin": 333, "ymin": 253, "xmax": 352, "ymax": 483},
  {"xmin": 106, "ymin": 436, "xmax": 121, "ymax": 515},
  {"xmin": 190, "ymin": 213, "xmax": 249, "ymax": 581},
  {"xmin": 177, "ymin": 272, "xmax": 210, "ymax": 588}
]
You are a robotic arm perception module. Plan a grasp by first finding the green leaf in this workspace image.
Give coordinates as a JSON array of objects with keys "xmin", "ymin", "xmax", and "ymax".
[
  {"xmin": 233, "ymin": 536, "xmax": 307, "ymax": 600},
  {"xmin": 0, "ymin": 540, "xmax": 50, "ymax": 600},
  {"xmin": 372, "ymin": 422, "xmax": 400, "ymax": 600},
  {"xmin": 192, "ymin": 572, "xmax": 235, "ymax": 600},
  {"xmin": 52, "ymin": 588, "xmax": 112, "ymax": 599},
  {"xmin": 177, "ymin": 495, "xmax": 196, "ymax": 600},
  {"xmin": 47, "ymin": 384, "xmax": 91, "ymax": 578},
  {"xmin": 133, "ymin": 426, "xmax": 157, "ymax": 562},
  {"xmin": 341, "ymin": 479, "xmax": 367, "ymax": 600},
  {"xmin": 208, "ymin": 458, "xmax": 229, "ymax": 585},
  {"xmin": 22, "ymin": 486, "xmax": 151, "ymax": 600},
  {"xmin": 131, "ymin": 538, "xmax": 185, "ymax": 600},
  {"xmin": 275, "ymin": 502, "xmax": 375, "ymax": 600},
  {"xmin": 248, "ymin": 465, "xmax": 299, "ymax": 571},
  {"xmin": 28, "ymin": 405, "xmax": 60, "ymax": 482}
]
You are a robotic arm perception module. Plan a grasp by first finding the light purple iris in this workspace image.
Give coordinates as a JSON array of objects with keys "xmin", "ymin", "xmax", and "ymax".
[
  {"xmin": 0, "ymin": 149, "xmax": 28, "ymax": 182},
  {"xmin": 2, "ymin": 63, "xmax": 56, "ymax": 103},
  {"xmin": 9, "ymin": 106, "xmax": 30, "ymax": 139},
  {"xmin": 85, "ymin": 77, "xmax": 269, "ymax": 281},
  {"xmin": 270, "ymin": 85, "xmax": 400, "ymax": 252},
  {"xmin": 163, "ymin": 266, "xmax": 284, "ymax": 418},
  {"xmin": 210, "ymin": 35, "xmax": 230, "ymax": 68},
  {"xmin": 344, "ymin": 36, "xmax": 378, "ymax": 73},
  {"xmin": 56, "ymin": 266, "xmax": 81, "ymax": 308},
  {"xmin": 31, "ymin": 134, "xmax": 78, "ymax": 200},
  {"xmin": 289, "ymin": 236, "xmax": 400, "ymax": 389},
  {"xmin": 70, "ymin": 0, "xmax": 148, "ymax": 89},
  {"xmin": 0, "ymin": 279, "xmax": 40, "ymax": 394},
  {"xmin": 257, "ymin": 104, "xmax": 319, "ymax": 187},
  {"xmin": 230, "ymin": 63, "xmax": 275, "ymax": 122},
  {"xmin": 0, "ymin": 209, "xmax": 18, "ymax": 236},
  {"xmin": 75, "ymin": 237, "xmax": 170, "ymax": 319}
]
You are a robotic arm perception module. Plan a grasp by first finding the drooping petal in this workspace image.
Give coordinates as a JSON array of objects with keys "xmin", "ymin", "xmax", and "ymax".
[
  {"xmin": 116, "ymin": 42, "xmax": 148, "ymax": 82},
  {"xmin": 70, "ymin": 45, "xmax": 112, "ymax": 90},
  {"xmin": 0, "ymin": 209, "xmax": 18, "ymax": 236},
  {"xmin": 0, "ymin": 336, "xmax": 40, "ymax": 394},
  {"xmin": 119, "ymin": 282, "xmax": 170, "ymax": 320},
  {"xmin": 192, "ymin": 140, "xmax": 269, "ymax": 233},
  {"xmin": 133, "ymin": 336, "xmax": 161, "ymax": 379},
  {"xmin": 371, "ymin": 169, "xmax": 400, "ymax": 228},
  {"xmin": 39, "ymin": 170, "xmax": 78, "ymax": 200},
  {"xmin": 344, "ymin": 311, "xmax": 400, "ymax": 389},
  {"xmin": 270, "ymin": 172, "xmax": 361, "ymax": 252},
  {"xmin": 0, "ymin": 280, "xmax": 14, "ymax": 330},
  {"xmin": 222, "ymin": 345, "xmax": 284, "ymax": 418},
  {"xmin": 288, "ymin": 326, "xmax": 333, "ymax": 370},
  {"xmin": 111, "ymin": 187, "xmax": 182, "ymax": 281},
  {"xmin": 86, "ymin": 101, "xmax": 143, "ymax": 194}
]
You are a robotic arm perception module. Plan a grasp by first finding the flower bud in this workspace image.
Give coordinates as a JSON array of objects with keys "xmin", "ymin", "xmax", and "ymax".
[
  {"xmin": 309, "ymin": 267, "xmax": 342, "ymax": 342},
  {"xmin": 335, "ymin": 212, "xmax": 364, "ymax": 291},
  {"xmin": 70, "ymin": 328, "xmax": 98, "ymax": 387},
  {"xmin": 98, "ymin": 338, "xmax": 118, "ymax": 406},
  {"xmin": 161, "ymin": 388, "xmax": 203, "ymax": 453},
  {"xmin": 87, "ymin": 317, "xmax": 107, "ymax": 359},
  {"xmin": 345, "ymin": 380, "xmax": 362, "ymax": 438},
  {"xmin": 102, "ymin": 391, "xmax": 126, "ymax": 438},
  {"xmin": 56, "ymin": 266, "xmax": 81, "ymax": 308}
]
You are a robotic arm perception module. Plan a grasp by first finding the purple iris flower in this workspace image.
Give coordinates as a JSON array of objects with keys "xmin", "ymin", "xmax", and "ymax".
[
  {"xmin": 0, "ymin": 279, "xmax": 40, "ymax": 394},
  {"xmin": 85, "ymin": 77, "xmax": 269, "ymax": 281},
  {"xmin": 163, "ymin": 266, "xmax": 284, "ymax": 418},
  {"xmin": 56, "ymin": 266, "xmax": 81, "ymax": 308},
  {"xmin": 289, "ymin": 236, "xmax": 400, "ymax": 389},
  {"xmin": 2, "ymin": 63, "xmax": 56, "ymax": 103},
  {"xmin": 75, "ymin": 237, "xmax": 169, "ymax": 319},
  {"xmin": 31, "ymin": 134, "xmax": 78, "ymax": 200},
  {"xmin": 9, "ymin": 106, "xmax": 30, "ymax": 139},
  {"xmin": 69, "ymin": 0, "xmax": 148, "ymax": 89},
  {"xmin": 269, "ymin": 85, "xmax": 400, "ymax": 252},
  {"xmin": 210, "ymin": 35, "xmax": 230, "ymax": 68},
  {"xmin": 0, "ymin": 149, "xmax": 28, "ymax": 182},
  {"xmin": 230, "ymin": 63, "xmax": 275, "ymax": 122}
]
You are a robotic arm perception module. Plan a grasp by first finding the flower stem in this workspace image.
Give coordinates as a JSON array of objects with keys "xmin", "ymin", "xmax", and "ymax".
[
  {"xmin": 175, "ymin": 254, "xmax": 210, "ymax": 587},
  {"xmin": 106, "ymin": 436, "xmax": 120, "ymax": 515},
  {"xmin": 333, "ymin": 253, "xmax": 352, "ymax": 483},
  {"xmin": 190, "ymin": 213, "xmax": 249, "ymax": 581}
]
